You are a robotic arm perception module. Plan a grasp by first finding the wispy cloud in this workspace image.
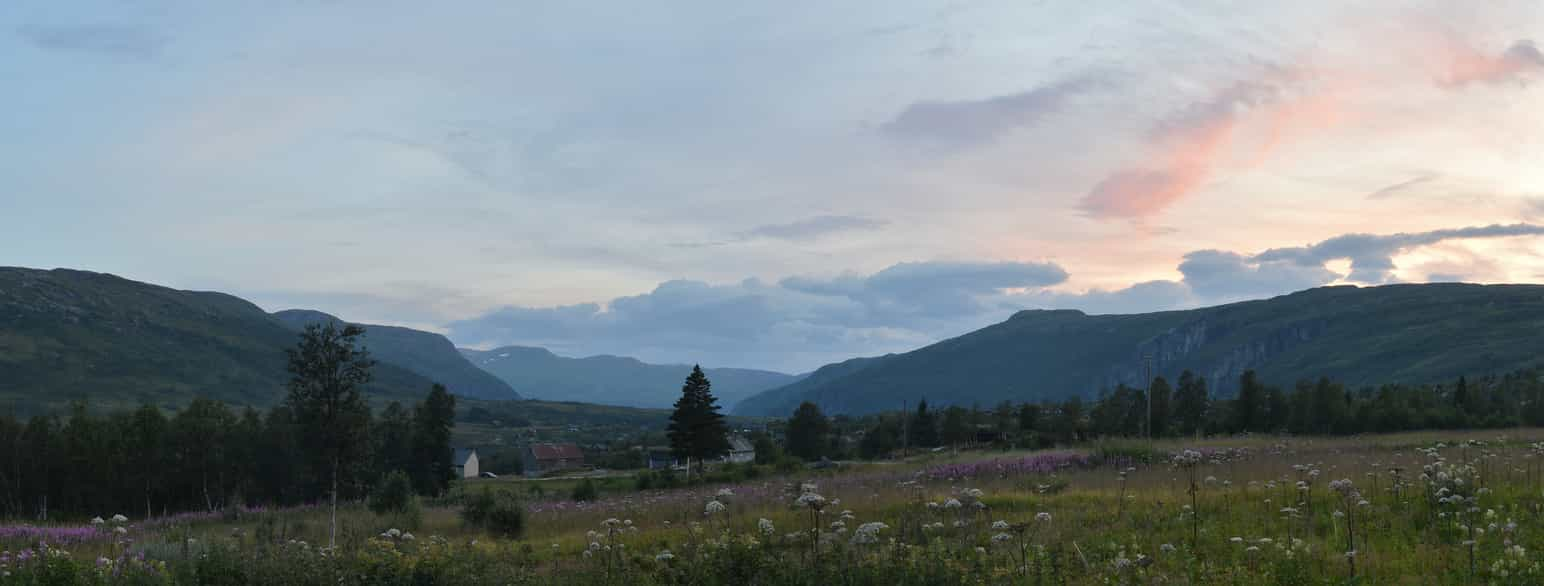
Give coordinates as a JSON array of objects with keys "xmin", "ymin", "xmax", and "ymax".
[
  {"xmin": 1366, "ymin": 174, "xmax": 1439, "ymax": 199},
  {"xmin": 881, "ymin": 76, "xmax": 1104, "ymax": 147},
  {"xmin": 743, "ymin": 215, "xmax": 887, "ymax": 241},
  {"xmin": 1079, "ymin": 79, "xmax": 1286, "ymax": 219},
  {"xmin": 16, "ymin": 24, "xmax": 166, "ymax": 61}
]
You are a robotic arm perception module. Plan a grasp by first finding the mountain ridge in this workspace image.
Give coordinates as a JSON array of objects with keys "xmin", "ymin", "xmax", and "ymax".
[
  {"xmin": 461, "ymin": 345, "xmax": 799, "ymax": 409},
  {"xmin": 733, "ymin": 283, "xmax": 1544, "ymax": 416},
  {"xmin": 272, "ymin": 309, "xmax": 519, "ymax": 400},
  {"xmin": 0, "ymin": 267, "xmax": 501, "ymax": 412}
]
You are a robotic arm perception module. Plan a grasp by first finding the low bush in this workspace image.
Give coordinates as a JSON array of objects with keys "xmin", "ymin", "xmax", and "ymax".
[{"xmin": 460, "ymin": 487, "xmax": 525, "ymax": 538}]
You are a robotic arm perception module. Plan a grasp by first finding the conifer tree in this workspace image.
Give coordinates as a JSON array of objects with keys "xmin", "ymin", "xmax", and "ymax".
[
  {"xmin": 667, "ymin": 366, "xmax": 730, "ymax": 474},
  {"xmin": 785, "ymin": 402, "xmax": 830, "ymax": 461}
]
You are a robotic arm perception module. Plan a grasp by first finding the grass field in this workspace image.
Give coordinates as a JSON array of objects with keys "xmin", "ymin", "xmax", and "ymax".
[{"xmin": 5, "ymin": 430, "xmax": 1544, "ymax": 583}]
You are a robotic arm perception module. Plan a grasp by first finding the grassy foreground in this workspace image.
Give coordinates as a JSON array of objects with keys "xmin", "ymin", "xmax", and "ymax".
[{"xmin": 4, "ymin": 430, "xmax": 1544, "ymax": 584}]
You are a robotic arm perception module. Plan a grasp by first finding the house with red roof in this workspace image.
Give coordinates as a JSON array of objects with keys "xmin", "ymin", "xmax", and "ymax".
[{"xmin": 523, "ymin": 443, "xmax": 585, "ymax": 477}]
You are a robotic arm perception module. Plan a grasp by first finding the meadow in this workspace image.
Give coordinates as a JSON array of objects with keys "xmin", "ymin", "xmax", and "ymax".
[{"xmin": 4, "ymin": 430, "xmax": 1544, "ymax": 584}]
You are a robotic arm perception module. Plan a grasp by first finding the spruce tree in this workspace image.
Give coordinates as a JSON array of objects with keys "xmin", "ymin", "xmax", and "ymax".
[
  {"xmin": 1234, "ymin": 370, "xmax": 1265, "ymax": 433},
  {"xmin": 667, "ymin": 366, "xmax": 730, "ymax": 474}
]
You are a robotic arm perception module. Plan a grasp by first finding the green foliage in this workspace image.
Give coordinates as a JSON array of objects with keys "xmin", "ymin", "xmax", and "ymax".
[
  {"xmin": 784, "ymin": 402, "xmax": 830, "ymax": 461},
  {"xmin": 570, "ymin": 478, "xmax": 600, "ymax": 502},
  {"xmin": 666, "ymin": 366, "xmax": 732, "ymax": 468},
  {"xmin": 907, "ymin": 400, "xmax": 939, "ymax": 448},
  {"xmin": 367, "ymin": 471, "xmax": 420, "ymax": 521},
  {"xmin": 410, "ymin": 384, "xmax": 456, "ymax": 495},
  {"xmin": 460, "ymin": 487, "xmax": 525, "ymax": 537}
]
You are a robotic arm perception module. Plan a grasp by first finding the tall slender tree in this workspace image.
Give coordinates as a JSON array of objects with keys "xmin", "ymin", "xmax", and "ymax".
[
  {"xmin": 908, "ymin": 399, "xmax": 940, "ymax": 448},
  {"xmin": 285, "ymin": 322, "xmax": 375, "ymax": 549},
  {"xmin": 785, "ymin": 402, "xmax": 830, "ymax": 461},
  {"xmin": 1173, "ymin": 370, "xmax": 1209, "ymax": 437},
  {"xmin": 1149, "ymin": 376, "xmax": 1173, "ymax": 437},
  {"xmin": 411, "ymin": 384, "xmax": 457, "ymax": 495},
  {"xmin": 666, "ymin": 366, "xmax": 730, "ymax": 475},
  {"xmin": 1234, "ymin": 370, "xmax": 1265, "ymax": 433}
]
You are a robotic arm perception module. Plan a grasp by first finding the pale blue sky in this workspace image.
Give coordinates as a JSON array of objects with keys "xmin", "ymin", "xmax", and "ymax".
[{"xmin": 5, "ymin": 2, "xmax": 1544, "ymax": 371}]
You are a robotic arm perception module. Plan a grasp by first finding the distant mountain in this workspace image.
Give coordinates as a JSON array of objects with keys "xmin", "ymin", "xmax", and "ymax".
[
  {"xmin": 272, "ymin": 310, "xmax": 518, "ymax": 400},
  {"xmin": 734, "ymin": 284, "xmax": 1544, "ymax": 416},
  {"xmin": 0, "ymin": 267, "xmax": 446, "ymax": 412},
  {"xmin": 460, "ymin": 346, "xmax": 798, "ymax": 409}
]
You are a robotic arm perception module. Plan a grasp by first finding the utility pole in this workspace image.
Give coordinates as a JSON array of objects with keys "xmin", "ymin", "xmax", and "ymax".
[{"xmin": 1143, "ymin": 353, "xmax": 1154, "ymax": 443}]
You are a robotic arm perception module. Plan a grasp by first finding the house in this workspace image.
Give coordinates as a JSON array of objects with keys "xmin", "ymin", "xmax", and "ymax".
[
  {"xmin": 724, "ymin": 435, "xmax": 755, "ymax": 464},
  {"xmin": 524, "ymin": 443, "xmax": 585, "ymax": 476},
  {"xmin": 453, "ymin": 448, "xmax": 480, "ymax": 479},
  {"xmin": 646, "ymin": 449, "xmax": 678, "ymax": 470}
]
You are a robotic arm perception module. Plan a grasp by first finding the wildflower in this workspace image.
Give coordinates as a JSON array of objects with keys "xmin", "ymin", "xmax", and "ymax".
[
  {"xmin": 975, "ymin": 546, "xmax": 987, "ymax": 555},
  {"xmin": 114, "ymin": 527, "xmax": 127, "ymax": 535},
  {"xmin": 944, "ymin": 498, "xmax": 963, "ymax": 509},
  {"xmin": 1230, "ymin": 537, "xmax": 1244, "ymax": 544},
  {"xmin": 401, "ymin": 533, "xmax": 414, "ymax": 541},
  {"xmin": 851, "ymin": 522, "xmax": 888, "ymax": 545},
  {"xmin": 991, "ymin": 520, "xmax": 1010, "ymax": 530},
  {"xmin": 991, "ymin": 532, "xmax": 1013, "ymax": 543},
  {"xmin": 1035, "ymin": 512, "xmax": 1052, "ymax": 523},
  {"xmin": 716, "ymin": 488, "xmax": 734, "ymax": 498},
  {"xmin": 110, "ymin": 514, "xmax": 128, "ymax": 523},
  {"xmin": 758, "ymin": 518, "xmax": 775, "ymax": 536},
  {"xmin": 964, "ymin": 488, "xmax": 984, "ymax": 499},
  {"xmin": 796, "ymin": 492, "xmax": 827, "ymax": 508},
  {"xmin": 602, "ymin": 518, "xmax": 622, "ymax": 528},
  {"xmin": 705, "ymin": 500, "xmax": 727, "ymax": 515},
  {"xmin": 386, "ymin": 528, "xmax": 402, "ymax": 538},
  {"xmin": 1160, "ymin": 543, "xmax": 1176, "ymax": 553},
  {"xmin": 90, "ymin": 517, "xmax": 105, "ymax": 526},
  {"xmin": 655, "ymin": 550, "xmax": 674, "ymax": 562}
]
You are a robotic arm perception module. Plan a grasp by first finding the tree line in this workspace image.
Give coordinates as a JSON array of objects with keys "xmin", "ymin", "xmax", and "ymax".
[
  {"xmin": 0, "ymin": 322, "xmax": 457, "ymax": 525},
  {"xmin": 773, "ymin": 367, "xmax": 1544, "ymax": 461}
]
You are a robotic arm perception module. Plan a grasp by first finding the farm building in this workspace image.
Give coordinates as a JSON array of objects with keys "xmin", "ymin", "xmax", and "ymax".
[
  {"xmin": 524, "ymin": 443, "xmax": 585, "ymax": 476},
  {"xmin": 453, "ymin": 448, "xmax": 479, "ymax": 479},
  {"xmin": 725, "ymin": 435, "xmax": 755, "ymax": 464}
]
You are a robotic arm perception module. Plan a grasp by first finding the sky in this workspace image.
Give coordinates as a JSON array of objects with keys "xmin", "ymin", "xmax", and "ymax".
[{"xmin": 5, "ymin": 1, "xmax": 1544, "ymax": 373}]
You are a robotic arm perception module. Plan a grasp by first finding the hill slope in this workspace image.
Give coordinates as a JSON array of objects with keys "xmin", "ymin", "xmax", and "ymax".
[
  {"xmin": 273, "ymin": 310, "xmax": 518, "ymax": 400},
  {"xmin": 461, "ymin": 346, "xmax": 798, "ymax": 409},
  {"xmin": 0, "ymin": 267, "xmax": 446, "ymax": 412},
  {"xmin": 733, "ymin": 284, "xmax": 1544, "ymax": 416}
]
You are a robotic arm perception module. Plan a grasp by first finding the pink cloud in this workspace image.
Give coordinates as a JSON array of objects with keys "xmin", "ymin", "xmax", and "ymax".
[
  {"xmin": 1435, "ymin": 39, "xmax": 1544, "ymax": 88},
  {"xmin": 1078, "ymin": 79, "xmax": 1289, "ymax": 219}
]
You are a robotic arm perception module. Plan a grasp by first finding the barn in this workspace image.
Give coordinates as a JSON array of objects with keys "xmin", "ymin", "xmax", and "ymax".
[{"xmin": 523, "ymin": 443, "xmax": 585, "ymax": 477}]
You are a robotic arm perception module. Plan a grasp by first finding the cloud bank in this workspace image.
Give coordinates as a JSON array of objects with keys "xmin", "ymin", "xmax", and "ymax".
[{"xmin": 449, "ymin": 224, "xmax": 1544, "ymax": 372}]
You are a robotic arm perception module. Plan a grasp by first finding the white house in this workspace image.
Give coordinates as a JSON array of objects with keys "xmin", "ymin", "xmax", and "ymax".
[{"xmin": 453, "ymin": 448, "xmax": 480, "ymax": 479}]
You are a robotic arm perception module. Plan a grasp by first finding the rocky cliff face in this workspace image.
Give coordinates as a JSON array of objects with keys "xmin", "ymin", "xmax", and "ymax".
[{"xmin": 1090, "ymin": 317, "xmax": 1330, "ymax": 395}]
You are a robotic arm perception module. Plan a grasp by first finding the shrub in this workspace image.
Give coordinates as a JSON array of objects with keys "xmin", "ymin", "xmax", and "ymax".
[
  {"xmin": 634, "ymin": 470, "xmax": 657, "ymax": 491},
  {"xmin": 461, "ymin": 487, "xmax": 525, "ymax": 537},
  {"xmin": 570, "ymin": 478, "xmax": 599, "ymax": 502},
  {"xmin": 368, "ymin": 470, "xmax": 423, "ymax": 529}
]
